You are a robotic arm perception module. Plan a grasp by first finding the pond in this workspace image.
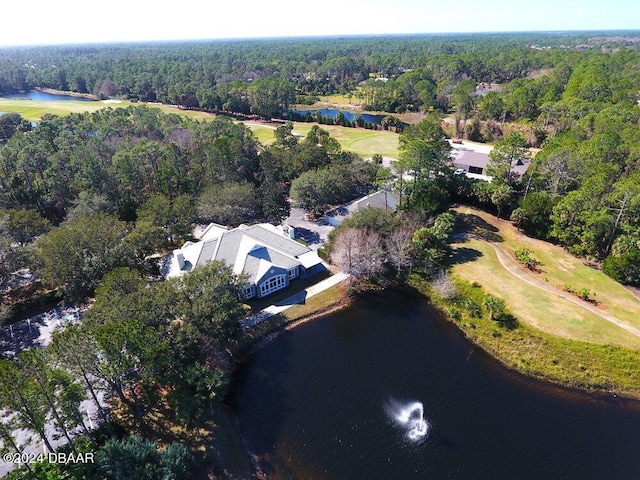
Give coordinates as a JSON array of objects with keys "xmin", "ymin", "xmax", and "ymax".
[
  {"xmin": 1, "ymin": 90, "xmax": 94, "ymax": 102},
  {"xmin": 229, "ymin": 290, "xmax": 640, "ymax": 479},
  {"xmin": 288, "ymin": 107, "xmax": 387, "ymax": 125}
]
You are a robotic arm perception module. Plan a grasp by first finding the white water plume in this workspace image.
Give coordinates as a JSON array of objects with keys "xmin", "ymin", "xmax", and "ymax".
[{"xmin": 386, "ymin": 399, "xmax": 429, "ymax": 442}]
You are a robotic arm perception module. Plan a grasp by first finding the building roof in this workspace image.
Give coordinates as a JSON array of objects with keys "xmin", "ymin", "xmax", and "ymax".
[
  {"xmin": 452, "ymin": 149, "xmax": 530, "ymax": 180},
  {"xmin": 325, "ymin": 189, "xmax": 400, "ymax": 226},
  {"xmin": 164, "ymin": 223, "xmax": 322, "ymax": 283},
  {"xmin": 452, "ymin": 150, "xmax": 491, "ymax": 169}
]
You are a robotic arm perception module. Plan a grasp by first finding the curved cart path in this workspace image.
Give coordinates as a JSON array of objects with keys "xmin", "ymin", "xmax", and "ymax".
[{"xmin": 475, "ymin": 236, "xmax": 640, "ymax": 339}]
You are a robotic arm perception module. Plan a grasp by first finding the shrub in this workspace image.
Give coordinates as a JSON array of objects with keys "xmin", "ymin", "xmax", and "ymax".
[
  {"xmin": 463, "ymin": 298, "xmax": 482, "ymax": 318},
  {"xmin": 432, "ymin": 271, "xmax": 457, "ymax": 300},
  {"xmin": 514, "ymin": 247, "xmax": 540, "ymax": 270},
  {"xmin": 446, "ymin": 306, "xmax": 462, "ymax": 321},
  {"xmin": 577, "ymin": 288, "xmax": 592, "ymax": 301},
  {"xmin": 602, "ymin": 251, "xmax": 640, "ymax": 287}
]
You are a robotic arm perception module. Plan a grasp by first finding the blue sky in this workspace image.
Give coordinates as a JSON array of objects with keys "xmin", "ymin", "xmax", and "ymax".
[{"xmin": 1, "ymin": 0, "xmax": 639, "ymax": 47}]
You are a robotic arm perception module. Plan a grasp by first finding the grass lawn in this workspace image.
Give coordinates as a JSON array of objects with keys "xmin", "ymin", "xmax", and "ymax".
[
  {"xmin": 244, "ymin": 121, "xmax": 400, "ymax": 158},
  {"xmin": 450, "ymin": 238, "xmax": 640, "ymax": 349},
  {"xmin": 283, "ymin": 283, "xmax": 349, "ymax": 322},
  {"xmin": 245, "ymin": 269, "xmax": 333, "ymax": 314},
  {"xmin": 291, "ymin": 122, "xmax": 399, "ymax": 158},
  {"xmin": 244, "ymin": 123, "xmax": 277, "ymax": 145},
  {"xmin": 2, "ymin": 96, "xmax": 399, "ymax": 158},
  {"xmin": 454, "ymin": 206, "xmax": 640, "ymax": 331},
  {"xmin": 317, "ymin": 94, "xmax": 363, "ymax": 107},
  {"xmin": 0, "ymin": 98, "xmax": 215, "ymax": 122}
]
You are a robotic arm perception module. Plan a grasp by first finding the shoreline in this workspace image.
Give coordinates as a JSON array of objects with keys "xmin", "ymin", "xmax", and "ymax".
[
  {"xmin": 234, "ymin": 278, "xmax": 640, "ymax": 401},
  {"xmin": 35, "ymin": 87, "xmax": 98, "ymax": 100}
]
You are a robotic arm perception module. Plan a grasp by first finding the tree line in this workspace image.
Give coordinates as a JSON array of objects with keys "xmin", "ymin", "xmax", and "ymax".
[{"xmin": 2, "ymin": 33, "xmax": 638, "ymax": 119}]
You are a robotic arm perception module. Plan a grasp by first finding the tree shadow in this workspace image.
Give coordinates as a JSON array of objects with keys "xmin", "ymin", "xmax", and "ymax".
[
  {"xmin": 447, "ymin": 247, "xmax": 484, "ymax": 265},
  {"xmin": 454, "ymin": 212, "xmax": 504, "ymax": 243},
  {"xmin": 226, "ymin": 328, "xmax": 296, "ymax": 478},
  {"xmin": 293, "ymin": 227, "xmax": 320, "ymax": 245},
  {"xmin": 496, "ymin": 313, "xmax": 519, "ymax": 330}
]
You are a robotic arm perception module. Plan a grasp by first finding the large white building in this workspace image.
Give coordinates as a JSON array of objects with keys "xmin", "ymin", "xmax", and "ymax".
[{"xmin": 163, "ymin": 223, "xmax": 324, "ymax": 299}]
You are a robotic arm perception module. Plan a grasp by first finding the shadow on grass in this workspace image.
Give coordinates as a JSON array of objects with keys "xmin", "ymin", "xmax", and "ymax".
[
  {"xmin": 454, "ymin": 212, "xmax": 504, "ymax": 243},
  {"xmin": 274, "ymin": 291, "xmax": 307, "ymax": 307},
  {"xmin": 448, "ymin": 247, "xmax": 484, "ymax": 265},
  {"xmin": 246, "ymin": 270, "xmax": 332, "ymax": 313},
  {"xmin": 496, "ymin": 313, "xmax": 519, "ymax": 330}
]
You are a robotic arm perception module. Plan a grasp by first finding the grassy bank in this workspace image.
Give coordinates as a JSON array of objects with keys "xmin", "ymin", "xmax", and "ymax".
[
  {"xmin": 451, "ymin": 206, "xmax": 640, "ymax": 347},
  {"xmin": 409, "ymin": 274, "xmax": 640, "ymax": 398}
]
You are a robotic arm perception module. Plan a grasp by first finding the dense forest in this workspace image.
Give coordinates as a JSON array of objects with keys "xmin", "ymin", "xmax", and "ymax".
[
  {"xmin": 1, "ymin": 32, "xmax": 639, "ymax": 119},
  {"xmin": 1, "ymin": 32, "xmax": 640, "ymax": 477}
]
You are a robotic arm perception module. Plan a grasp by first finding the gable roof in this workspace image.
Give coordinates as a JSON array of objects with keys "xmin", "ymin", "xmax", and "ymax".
[{"xmin": 164, "ymin": 223, "xmax": 322, "ymax": 282}]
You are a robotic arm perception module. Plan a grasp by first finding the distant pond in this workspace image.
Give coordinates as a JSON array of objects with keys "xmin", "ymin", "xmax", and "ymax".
[
  {"xmin": 288, "ymin": 107, "xmax": 388, "ymax": 125},
  {"xmin": 1, "ymin": 91, "xmax": 94, "ymax": 102},
  {"xmin": 229, "ymin": 290, "xmax": 640, "ymax": 480}
]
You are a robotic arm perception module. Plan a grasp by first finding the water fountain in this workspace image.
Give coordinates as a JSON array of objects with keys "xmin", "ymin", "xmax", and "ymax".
[{"xmin": 387, "ymin": 399, "xmax": 429, "ymax": 442}]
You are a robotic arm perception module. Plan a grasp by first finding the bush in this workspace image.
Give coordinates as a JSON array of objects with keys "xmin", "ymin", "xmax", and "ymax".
[
  {"xmin": 577, "ymin": 288, "xmax": 593, "ymax": 302},
  {"xmin": 462, "ymin": 298, "xmax": 482, "ymax": 318},
  {"xmin": 602, "ymin": 251, "xmax": 640, "ymax": 287},
  {"xmin": 431, "ymin": 271, "xmax": 457, "ymax": 300},
  {"xmin": 514, "ymin": 247, "xmax": 540, "ymax": 270}
]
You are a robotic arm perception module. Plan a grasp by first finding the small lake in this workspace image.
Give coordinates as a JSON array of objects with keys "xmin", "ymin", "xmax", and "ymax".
[
  {"xmin": 289, "ymin": 108, "xmax": 387, "ymax": 125},
  {"xmin": 1, "ymin": 91, "xmax": 94, "ymax": 102},
  {"xmin": 229, "ymin": 290, "xmax": 640, "ymax": 479}
]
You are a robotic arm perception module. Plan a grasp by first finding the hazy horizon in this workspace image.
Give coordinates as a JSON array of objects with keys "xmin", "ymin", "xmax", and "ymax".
[
  {"xmin": 2, "ymin": 29, "xmax": 640, "ymax": 50},
  {"xmin": 1, "ymin": 0, "xmax": 639, "ymax": 48}
]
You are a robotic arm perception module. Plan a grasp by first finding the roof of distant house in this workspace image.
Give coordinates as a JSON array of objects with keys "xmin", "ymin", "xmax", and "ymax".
[
  {"xmin": 452, "ymin": 150, "xmax": 490, "ymax": 169},
  {"xmin": 325, "ymin": 189, "xmax": 400, "ymax": 225}
]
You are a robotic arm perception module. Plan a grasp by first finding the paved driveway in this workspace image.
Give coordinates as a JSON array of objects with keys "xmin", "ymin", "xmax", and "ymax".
[{"xmin": 285, "ymin": 208, "xmax": 335, "ymax": 249}]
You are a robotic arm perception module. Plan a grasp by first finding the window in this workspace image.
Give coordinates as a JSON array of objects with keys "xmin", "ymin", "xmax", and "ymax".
[
  {"xmin": 241, "ymin": 285, "xmax": 255, "ymax": 299},
  {"xmin": 288, "ymin": 266, "xmax": 298, "ymax": 279},
  {"xmin": 259, "ymin": 274, "xmax": 287, "ymax": 297}
]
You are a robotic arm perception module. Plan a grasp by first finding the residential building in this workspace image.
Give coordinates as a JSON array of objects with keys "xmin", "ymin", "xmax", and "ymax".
[
  {"xmin": 451, "ymin": 149, "xmax": 530, "ymax": 181},
  {"xmin": 325, "ymin": 189, "xmax": 400, "ymax": 226},
  {"xmin": 163, "ymin": 223, "xmax": 324, "ymax": 299}
]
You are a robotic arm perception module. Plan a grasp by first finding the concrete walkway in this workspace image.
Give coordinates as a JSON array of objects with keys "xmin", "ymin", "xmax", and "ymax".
[{"xmin": 242, "ymin": 272, "xmax": 350, "ymax": 328}]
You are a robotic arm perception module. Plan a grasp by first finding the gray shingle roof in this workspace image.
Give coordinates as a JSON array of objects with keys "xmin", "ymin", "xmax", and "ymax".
[
  {"xmin": 166, "ymin": 223, "xmax": 322, "ymax": 284},
  {"xmin": 243, "ymin": 225, "xmax": 310, "ymax": 257},
  {"xmin": 195, "ymin": 238, "xmax": 218, "ymax": 267}
]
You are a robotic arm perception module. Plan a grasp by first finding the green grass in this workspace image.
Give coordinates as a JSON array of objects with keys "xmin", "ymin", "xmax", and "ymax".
[
  {"xmin": 244, "ymin": 123, "xmax": 277, "ymax": 144},
  {"xmin": 454, "ymin": 206, "xmax": 640, "ymax": 332},
  {"xmin": 245, "ymin": 269, "xmax": 332, "ymax": 313},
  {"xmin": 317, "ymin": 94, "xmax": 363, "ymax": 106},
  {"xmin": 410, "ymin": 274, "xmax": 640, "ymax": 398},
  {"xmin": 290, "ymin": 122, "xmax": 399, "ymax": 158},
  {"xmin": 0, "ymin": 98, "xmax": 215, "ymax": 122},
  {"xmin": 243, "ymin": 121, "xmax": 400, "ymax": 158},
  {"xmin": 283, "ymin": 283, "xmax": 349, "ymax": 321},
  {"xmin": 449, "ymin": 238, "xmax": 640, "ymax": 349},
  {"xmin": 1, "ymin": 96, "xmax": 399, "ymax": 158}
]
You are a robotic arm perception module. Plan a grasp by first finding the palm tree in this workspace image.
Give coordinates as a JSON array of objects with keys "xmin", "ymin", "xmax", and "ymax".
[{"xmin": 483, "ymin": 295, "xmax": 505, "ymax": 321}]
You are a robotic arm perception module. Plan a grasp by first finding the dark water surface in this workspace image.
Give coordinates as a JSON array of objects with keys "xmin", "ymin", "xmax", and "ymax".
[
  {"xmin": 229, "ymin": 291, "xmax": 640, "ymax": 479},
  {"xmin": 2, "ymin": 91, "xmax": 94, "ymax": 102},
  {"xmin": 290, "ymin": 108, "xmax": 386, "ymax": 125}
]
